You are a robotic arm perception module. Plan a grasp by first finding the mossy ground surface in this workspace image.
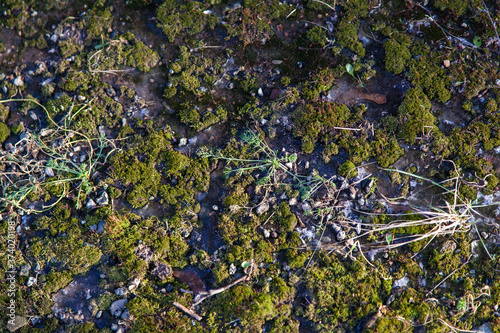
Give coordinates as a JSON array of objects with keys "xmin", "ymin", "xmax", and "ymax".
[{"xmin": 1, "ymin": 0, "xmax": 500, "ymax": 332}]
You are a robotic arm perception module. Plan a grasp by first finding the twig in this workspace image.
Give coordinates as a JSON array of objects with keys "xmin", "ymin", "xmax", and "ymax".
[
  {"xmin": 332, "ymin": 126, "xmax": 362, "ymax": 131},
  {"xmin": 192, "ymin": 274, "xmax": 251, "ymax": 307},
  {"xmin": 312, "ymin": 0, "xmax": 336, "ymax": 11},
  {"xmin": 479, "ymin": 0, "xmax": 500, "ymax": 52},
  {"xmin": 172, "ymin": 302, "xmax": 203, "ymax": 321}
]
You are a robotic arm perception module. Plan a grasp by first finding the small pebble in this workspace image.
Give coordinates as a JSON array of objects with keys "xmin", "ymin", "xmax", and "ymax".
[{"xmin": 13, "ymin": 76, "xmax": 24, "ymax": 86}]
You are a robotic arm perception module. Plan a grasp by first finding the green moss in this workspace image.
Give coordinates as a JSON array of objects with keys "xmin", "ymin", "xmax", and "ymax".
[
  {"xmin": 398, "ymin": 88, "xmax": 439, "ymax": 144},
  {"xmin": 11, "ymin": 123, "xmax": 24, "ymax": 135},
  {"xmin": 384, "ymin": 33, "xmax": 412, "ymax": 74},
  {"xmin": 28, "ymin": 233, "xmax": 102, "ymax": 275},
  {"xmin": 286, "ymin": 249, "xmax": 309, "ymax": 268},
  {"xmin": 338, "ymin": 160, "xmax": 357, "ymax": 178},
  {"xmin": 58, "ymin": 37, "xmax": 83, "ymax": 58},
  {"xmin": 336, "ymin": 17, "xmax": 365, "ymax": 57},
  {"xmin": 156, "ymin": 0, "xmax": 219, "ymax": 42},
  {"xmin": 371, "ymin": 131, "xmax": 404, "ymax": 167},
  {"xmin": 407, "ymin": 44, "xmax": 451, "ymax": 103},
  {"xmin": 0, "ymin": 103, "xmax": 9, "ymax": 122},
  {"xmin": 433, "ymin": 0, "xmax": 470, "ymax": 16},
  {"xmin": 127, "ymin": 297, "xmax": 159, "ymax": 318},
  {"xmin": 123, "ymin": 32, "xmax": 160, "ymax": 73},
  {"xmin": 294, "ymin": 102, "xmax": 352, "ymax": 153},
  {"xmin": 0, "ymin": 122, "xmax": 10, "ymax": 143},
  {"xmin": 306, "ymin": 26, "xmax": 328, "ymax": 47}
]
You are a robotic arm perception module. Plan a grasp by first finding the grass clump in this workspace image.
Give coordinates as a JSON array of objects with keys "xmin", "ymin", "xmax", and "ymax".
[{"xmin": 0, "ymin": 98, "xmax": 117, "ymax": 212}]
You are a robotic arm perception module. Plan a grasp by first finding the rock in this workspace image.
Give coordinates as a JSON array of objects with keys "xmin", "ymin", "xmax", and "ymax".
[
  {"xmin": 77, "ymin": 95, "xmax": 86, "ymax": 101},
  {"xmin": 121, "ymin": 309, "xmax": 131, "ymax": 320},
  {"xmin": 96, "ymin": 191, "xmax": 109, "ymax": 206},
  {"xmin": 136, "ymin": 244, "xmax": 154, "ymax": 262},
  {"xmin": 393, "ymin": 276, "xmax": 409, "ymax": 289},
  {"xmin": 40, "ymin": 128, "xmax": 54, "ymax": 137},
  {"xmin": 288, "ymin": 198, "xmax": 297, "ymax": 206},
  {"xmin": 301, "ymin": 202, "xmax": 312, "ymax": 212},
  {"xmin": 128, "ymin": 277, "xmax": 141, "ymax": 291},
  {"xmin": 269, "ymin": 88, "xmax": 282, "ymax": 100},
  {"xmin": 336, "ymin": 229, "xmax": 346, "ymax": 241},
  {"xmin": 256, "ymin": 202, "xmax": 270, "ymax": 215},
  {"xmin": 476, "ymin": 322, "xmax": 493, "ymax": 333},
  {"xmin": 178, "ymin": 138, "xmax": 188, "ymax": 147},
  {"xmin": 263, "ymin": 229, "xmax": 271, "ymax": 238},
  {"xmin": 84, "ymin": 289, "xmax": 91, "ymax": 300},
  {"xmin": 19, "ymin": 264, "xmax": 30, "ymax": 276},
  {"xmin": 111, "ymin": 323, "xmax": 118, "ymax": 331},
  {"xmin": 151, "ymin": 262, "xmax": 172, "ymax": 280},
  {"xmin": 13, "ymin": 76, "xmax": 24, "ymax": 86},
  {"xmin": 115, "ymin": 287, "xmax": 127, "ymax": 296},
  {"xmin": 272, "ymin": 59, "xmax": 283, "ymax": 65},
  {"xmin": 257, "ymin": 87, "xmax": 264, "ymax": 97},
  {"xmin": 349, "ymin": 187, "xmax": 357, "ymax": 200},
  {"xmin": 95, "ymin": 221, "xmax": 106, "ymax": 234},
  {"xmin": 86, "ymin": 199, "xmax": 97, "ymax": 209},
  {"xmin": 443, "ymin": 59, "xmax": 450, "ymax": 68},
  {"xmin": 27, "ymin": 276, "xmax": 37, "ymax": 287},
  {"xmin": 89, "ymin": 224, "xmax": 97, "ymax": 232},
  {"xmin": 95, "ymin": 311, "xmax": 103, "ymax": 319},
  {"xmin": 7, "ymin": 316, "xmax": 28, "ymax": 332},
  {"xmin": 361, "ymin": 178, "xmax": 374, "ymax": 194},
  {"xmin": 229, "ymin": 263, "xmax": 237, "ymax": 275},
  {"xmin": 110, "ymin": 299, "xmax": 127, "ymax": 317},
  {"xmin": 285, "ymin": 162, "xmax": 293, "ymax": 169},
  {"xmin": 440, "ymin": 240, "xmax": 456, "ymax": 254}
]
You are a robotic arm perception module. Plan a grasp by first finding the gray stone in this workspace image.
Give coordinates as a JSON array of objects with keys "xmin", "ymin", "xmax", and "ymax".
[
  {"xmin": 40, "ymin": 128, "xmax": 54, "ymax": 137},
  {"xmin": 393, "ymin": 276, "xmax": 409, "ymax": 289},
  {"xmin": 256, "ymin": 202, "xmax": 270, "ymax": 215},
  {"xmin": 336, "ymin": 230, "xmax": 346, "ymax": 241},
  {"xmin": 121, "ymin": 309, "xmax": 131, "ymax": 320},
  {"xmin": 151, "ymin": 262, "xmax": 172, "ymax": 281},
  {"xmin": 96, "ymin": 220, "xmax": 106, "ymax": 234},
  {"xmin": 27, "ymin": 276, "xmax": 37, "ymax": 287},
  {"xmin": 45, "ymin": 167, "xmax": 55, "ymax": 178},
  {"xmin": 19, "ymin": 264, "xmax": 30, "ymax": 276},
  {"xmin": 110, "ymin": 299, "xmax": 127, "ymax": 317},
  {"xmin": 96, "ymin": 310, "xmax": 103, "ymax": 319},
  {"xmin": 229, "ymin": 263, "xmax": 237, "ymax": 275},
  {"xmin": 178, "ymin": 138, "xmax": 188, "ymax": 147},
  {"xmin": 476, "ymin": 322, "xmax": 493, "ymax": 333},
  {"xmin": 86, "ymin": 199, "xmax": 97, "ymax": 209},
  {"xmin": 301, "ymin": 202, "xmax": 312, "ymax": 213},
  {"xmin": 115, "ymin": 287, "xmax": 127, "ymax": 296},
  {"xmin": 7, "ymin": 316, "xmax": 28, "ymax": 332},
  {"xmin": 13, "ymin": 76, "xmax": 24, "ymax": 87},
  {"xmin": 128, "ymin": 277, "xmax": 141, "ymax": 291},
  {"xmin": 96, "ymin": 191, "xmax": 109, "ymax": 206}
]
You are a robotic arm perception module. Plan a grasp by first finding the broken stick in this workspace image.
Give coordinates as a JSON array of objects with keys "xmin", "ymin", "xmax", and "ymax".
[{"xmin": 172, "ymin": 301, "xmax": 203, "ymax": 321}]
